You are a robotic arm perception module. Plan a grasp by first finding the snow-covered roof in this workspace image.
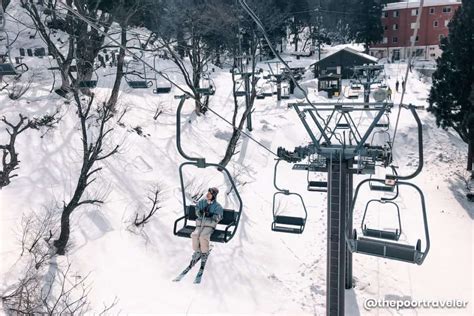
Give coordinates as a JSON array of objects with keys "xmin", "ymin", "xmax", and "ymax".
[
  {"xmin": 311, "ymin": 47, "xmax": 378, "ymax": 66},
  {"xmin": 384, "ymin": 0, "xmax": 461, "ymax": 11}
]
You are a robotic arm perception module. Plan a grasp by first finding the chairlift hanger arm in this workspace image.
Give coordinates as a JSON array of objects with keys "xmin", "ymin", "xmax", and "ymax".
[
  {"xmin": 176, "ymin": 95, "xmax": 203, "ymax": 164},
  {"xmin": 395, "ymin": 104, "xmax": 424, "ymax": 180}
]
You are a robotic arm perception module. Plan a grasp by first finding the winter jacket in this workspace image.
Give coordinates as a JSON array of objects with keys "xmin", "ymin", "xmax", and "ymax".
[{"xmin": 195, "ymin": 199, "xmax": 223, "ymax": 228}]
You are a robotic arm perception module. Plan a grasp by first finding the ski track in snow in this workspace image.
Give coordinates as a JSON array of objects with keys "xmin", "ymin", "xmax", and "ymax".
[{"xmin": 1, "ymin": 4, "xmax": 473, "ymax": 315}]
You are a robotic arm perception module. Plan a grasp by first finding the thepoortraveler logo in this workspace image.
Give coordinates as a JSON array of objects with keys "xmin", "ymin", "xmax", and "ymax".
[{"xmin": 363, "ymin": 298, "xmax": 469, "ymax": 311}]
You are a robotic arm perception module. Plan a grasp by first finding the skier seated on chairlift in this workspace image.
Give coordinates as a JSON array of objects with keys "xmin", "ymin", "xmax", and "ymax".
[{"xmin": 190, "ymin": 187, "xmax": 223, "ymax": 265}]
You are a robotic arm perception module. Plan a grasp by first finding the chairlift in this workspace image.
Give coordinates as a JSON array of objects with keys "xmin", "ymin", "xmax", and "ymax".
[
  {"xmin": 196, "ymin": 75, "xmax": 216, "ymax": 96},
  {"xmin": 256, "ymin": 86, "xmax": 265, "ymax": 99},
  {"xmin": 78, "ymin": 62, "xmax": 98, "ymax": 88},
  {"xmin": 361, "ymin": 199, "xmax": 402, "ymax": 241},
  {"xmin": 272, "ymin": 159, "xmax": 308, "ymax": 234},
  {"xmin": 306, "ymin": 155, "xmax": 327, "ymax": 192},
  {"xmin": 151, "ymin": 55, "xmax": 172, "ymax": 94},
  {"xmin": 369, "ymin": 166, "xmax": 397, "ymax": 193},
  {"xmin": 346, "ymin": 177, "xmax": 430, "ymax": 265},
  {"xmin": 347, "ymin": 82, "xmax": 362, "ymax": 99},
  {"xmin": 173, "ymin": 95, "xmax": 243, "ymax": 243},
  {"xmin": 280, "ymin": 82, "xmax": 290, "ymax": 99},
  {"xmin": 234, "ymin": 79, "xmax": 246, "ymax": 97},
  {"xmin": 262, "ymin": 81, "xmax": 274, "ymax": 97},
  {"xmin": 125, "ymin": 57, "xmax": 152, "ymax": 89},
  {"xmin": 1, "ymin": 19, "xmax": 28, "ymax": 79}
]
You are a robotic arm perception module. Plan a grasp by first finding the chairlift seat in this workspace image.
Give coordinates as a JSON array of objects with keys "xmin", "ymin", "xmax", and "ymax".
[
  {"xmin": 375, "ymin": 123, "xmax": 389, "ymax": 128},
  {"xmin": 336, "ymin": 123, "xmax": 350, "ymax": 129},
  {"xmin": 153, "ymin": 86, "xmax": 172, "ymax": 94},
  {"xmin": 281, "ymin": 94, "xmax": 290, "ymax": 99},
  {"xmin": 263, "ymin": 91, "xmax": 273, "ymax": 97},
  {"xmin": 196, "ymin": 87, "xmax": 215, "ymax": 96},
  {"xmin": 307, "ymin": 181, "xmax": 328, "ymax": 192},
  {"xmin": 363, "ymin": 227, "xmax": 400, "ymax": 241},
  {"xmin": 127, "ymin": 80, "xmax": 152, "ymax": 89},
  {"xmin": 353, "ymin": 236, "xmax": 421, "ymax": 264},
  {"xmin": 370, "ymin": 184, "xmax": 395, "ymax": 192},
  {"xmin": 256, "ymin": 93, "xmax": 265, "ymax": 99},
  {"xmin": 0, "ymin": 63, "xmax": 17, "ymax": 76},
  {"xmin": 79, "ymin": 80, "xmax": 97, "ymax": 88},
  {"xmin": 272, "ymin": 215, "xmax": 305, "ymax": 234},
  {"xmin": 292, "ymin": 163, "xmax": 327, "ymax": 172},
  {"xmin": 235, "ymin": 90, "xmax": 246, "ymax": 97},
  {"xmin": 174, "ymin": 205, "xmax": 239, "ymax": 243}
]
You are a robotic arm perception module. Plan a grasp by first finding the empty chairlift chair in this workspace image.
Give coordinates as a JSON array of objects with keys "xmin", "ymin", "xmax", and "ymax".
[
  {"xmin": 196, "ymin": 77, "xmax": 216, "ymax": 96},
  {"xmin": 151, "ymin": 56, "xmax": 172, "ymax": 94},
  {"xmin": 280, "ymin": 82, "xmax": 290, "ymax": 99},
  {"xmin": 78, "ymin": 65, "xmax": 98, "ymax": 88},
  {"xmin": 361, "ymin": 199, "xmax": 402, "ymax": 241},
  {"xmin": 153, "ymin": 81, "xmax": 172, "ymax": 94},
  {"xmin": 271, "ymin": 159, "xmax": 308, "ymax": 234},
  {"xmin": 234, "ymin": 79, "xmax": 246, "ymax": 97},
  {"xmin": 346, "ymin": 178, "xmax": 430, "ymax": 265},
  {"xmin": 125, "ymin": 59, "xmax": 152, "ymax": 89}
]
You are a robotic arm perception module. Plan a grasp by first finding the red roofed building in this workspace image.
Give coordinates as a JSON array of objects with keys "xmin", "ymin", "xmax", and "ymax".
[{"xmin": 369, "ymin": 0, "xmax": 461, "ymax": 61}]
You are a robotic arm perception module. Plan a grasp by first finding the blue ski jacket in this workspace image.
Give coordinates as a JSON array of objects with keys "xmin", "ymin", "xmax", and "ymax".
[{"xmin": 195, "ymin": 199, "xmax": 223, "ymax": 228}]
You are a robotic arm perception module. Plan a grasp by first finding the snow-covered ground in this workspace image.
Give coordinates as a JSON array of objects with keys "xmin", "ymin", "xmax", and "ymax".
[{"xmin": 1, "ymin": 3, "xmax": 473, "ymax": 316}]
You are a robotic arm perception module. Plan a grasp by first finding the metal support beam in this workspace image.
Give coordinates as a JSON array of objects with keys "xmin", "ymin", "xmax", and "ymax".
[
  {"xmin": 326, "ymin": 156, "xmax": 348, "ymax": 316},
  {"xmin": 345, "ymin": 162, "xmax": 353, "ymax": 289}
]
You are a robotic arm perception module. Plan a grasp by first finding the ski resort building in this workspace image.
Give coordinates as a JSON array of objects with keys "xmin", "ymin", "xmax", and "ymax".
[
  {"xmin": 311, "ymin": 47, "xmax": 378, "ymax": 79},
  {"xmin": 369, "ymin": 0, "xmax": 462, "ymax": 61}
]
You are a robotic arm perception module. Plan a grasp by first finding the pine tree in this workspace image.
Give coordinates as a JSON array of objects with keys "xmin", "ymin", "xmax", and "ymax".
[
  {"xmin": 428, "ymin": 0, "xmax": 474, "ymax": 172},
  {"xmin": 348, "ymin": 0, "xmax": 384, "ymax": 53}
]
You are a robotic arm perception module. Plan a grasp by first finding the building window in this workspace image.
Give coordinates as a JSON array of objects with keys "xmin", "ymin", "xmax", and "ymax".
[
  {"xmin": 433, "ymin": 20, "xmax": 439, "ymax": 27},
  {"xmin": 411, "ymin": 22, "xmax": 418, "ymax": 29},
  {"xmin": 444, "ymin": 20, "xmax": 450, "ymax": 27},
  {"xmin": 383, "ymin": 37, "xmax": 388, "ymax": 44},
  {"xmin": 393, "ymin": 37, "xmax": 398, "ymax": 43},
  {"xmin": 439, "ymin": 34, "xmax": 445, "ymax": 41},
  {"xmin": 429, "ymin": 7, "xmax": 435, "ymax": 14},
  {"xmin": 383, "ymin": 11, "xmax": 388, "ymax": 18},
  {"xmin": 384, "ymin": 25, "xmax": 388, "ymax": 30},
  {"xmin": 393, "ymin": 10, "xmax": 399, "ymax": 18},
  {"xmin": 410, "ymin": 35, "xmax": 419, "ymax": 42},
  {"xmin": 443, "ymin": 7, "xmax": 452, "ymax": 13},
  {"xmin": 411, "ymin": 9, "xmax": 418, "ymax": 16},
  {"xmin": 393, "ymin": 24, "xmax": 399, "ymax": 30}
]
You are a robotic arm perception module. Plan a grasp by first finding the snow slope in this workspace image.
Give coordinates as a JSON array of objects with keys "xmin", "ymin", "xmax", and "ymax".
[{"xmin": 1, "ymin": 3, "xmax": 473, "ymax": 315}]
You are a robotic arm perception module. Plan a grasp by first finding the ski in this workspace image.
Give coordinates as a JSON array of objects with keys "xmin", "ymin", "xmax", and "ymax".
[
  {"xmin": 193, "ymin": 266, "xmax": 206, "ymax": 284},
  {"xmin": 173, "ymin": 255, "xmax": 202, "ymax": 282},
  {"xmin": 193, "ymin": 252, "xmax": 210, "ymax": 284}
]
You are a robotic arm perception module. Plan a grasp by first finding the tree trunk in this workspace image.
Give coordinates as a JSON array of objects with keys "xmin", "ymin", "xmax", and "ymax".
[
  {"xmin": 107, "ymin": 26, "xmax": 126, "ymax": 109},
  {"xmin": 468, "ymin": 139, "xmax": 473, "ymax": 172},
  {"xmin": 294, "ymin": 32, "xmax": 299, "ymax": 52},
  {"xmin": 220, "ymin": 129, "xmax": 241, "ymax": 167},
  {"xmin": 53, "ymin": 208, "xmax": 72, "ymax": 255}
]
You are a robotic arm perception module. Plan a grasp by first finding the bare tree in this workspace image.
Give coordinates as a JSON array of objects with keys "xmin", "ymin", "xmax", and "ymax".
[
  {"xmin": 2, "ymin": 261, "xmax": 118, "ymax": 315},
  {"xmin": 134, "ymin": 185, "xmax": 162, "ymax": 227},
  {"xmin": 53, "ymin": 92, "xmax": 118, "ymax": 255},
  {"xmin": 219, "ymin": 36, "xmax": 260, "ymax": 168},
  {"xmin": 148, "ymin": 0, "xmax": 229, "ymax": 115},
  {"xmin": 0, "ymin": 113, "xmax": 59, "ymax": 188}
]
